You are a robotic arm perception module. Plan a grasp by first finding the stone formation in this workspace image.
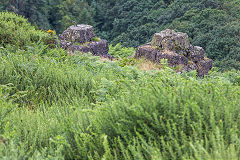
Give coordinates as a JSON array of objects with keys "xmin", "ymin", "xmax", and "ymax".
[
  {"xmin": 59, "ymin": 24, "xmax": 113, "ymax": 59},
  {"xmin": 135, "ymin": 29, "xmax": 213, "ymax": 76}
]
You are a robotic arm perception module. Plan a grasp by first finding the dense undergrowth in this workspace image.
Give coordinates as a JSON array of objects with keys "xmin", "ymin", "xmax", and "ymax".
[
  {"xmin": 0, "ymin": 12, "xmax": 53, "ymax": 49},
  {"xmin": 0, "ymin": 12, "xmax": 240, "ymax": 160}
]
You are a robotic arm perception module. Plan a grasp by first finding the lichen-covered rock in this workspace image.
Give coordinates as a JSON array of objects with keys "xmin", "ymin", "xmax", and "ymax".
[
  {"xmin": 156, "ymin": 52, "xmax": 188, "ymax": 66},
  {"xmin": 68, "ymin": 39, "xmax": 113, "ymax": 59},
  {"xmin": 135, "ymin": 44, "xmax": 157, "ymax": 62},
  {"xmin": 60, "ymin": 24, "xmax": 95, "ymax": 43},
  {"xmin": 151, "ymin": 29, "xmax": 190, "ymax": 55},
  {"xmin": 88, "ymin": 39, "xmax": 109, "ymax": 56},
  {"xmin": 59, "ymin": 24, "xmax": 113, "ymax": 59},
  {"xmin": 135, "ymin": 44, "xmax": 188, "ymax": 66},
  {"xmin": 197, "ymin": 58, "xmax": 213, "ymax": 76},
  {"xmin": 189, "ymin": 46, "xmax": 205, "ymax": 62},
  {"xmin": 136, "ymin": 29, "xmax": 213, "ymax": 76}
]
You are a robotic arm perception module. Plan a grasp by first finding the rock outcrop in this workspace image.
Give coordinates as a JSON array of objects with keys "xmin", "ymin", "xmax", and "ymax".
[
  {"xmin": 59, "ymin": 24, "xmax": 113, "ymax": 59},
  {"xmin": 135, "ymin": 29, "xmax": 213, "ymax": 76}
]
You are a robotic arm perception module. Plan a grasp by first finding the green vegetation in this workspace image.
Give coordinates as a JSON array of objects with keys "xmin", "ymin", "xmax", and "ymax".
[
  {"xmin": 0, "ymin": 11, "xmax": 239, "ymax": 159},
  {"xmin": 92, "ymin": 36, "xmax": 101, "ymax": 42},
  {"xmin": 1, "ymin": 0, "xmax": 239, "ymax": 70},
  {"xmin": 109, "ymin": 43, "xmax": 136, "ymax": 59},
  {"xmin": 0, "ymin": 12, "xmax": 52, "ymax": 49}
]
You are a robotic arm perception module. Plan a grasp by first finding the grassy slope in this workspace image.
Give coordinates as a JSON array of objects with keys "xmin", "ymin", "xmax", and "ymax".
[{"xmin": 0, "ymin": 12, "xmax": 240, "ymax": 159}]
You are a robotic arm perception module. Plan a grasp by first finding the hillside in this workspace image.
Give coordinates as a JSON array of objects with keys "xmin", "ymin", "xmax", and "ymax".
[
  {"xmin": 0, "ymin": 12, "xmax": 240, "ymax": 159},
  {"xmin": 1, "ymin": 0, "xmax": 239, "ymax": 70}
]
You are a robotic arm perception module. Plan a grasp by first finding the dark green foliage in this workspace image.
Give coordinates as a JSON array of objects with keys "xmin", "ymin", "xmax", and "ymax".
[
  {"xmin": 0, "ymin": 0, "xmax": 50, "ymax": 29},
  {"xmin": 48, "ymin": 0, "xmax": 95, "ymax": 33},
  {"xmin": 172, "ymin": 7, "xmax": 240, "ymax": 70}
]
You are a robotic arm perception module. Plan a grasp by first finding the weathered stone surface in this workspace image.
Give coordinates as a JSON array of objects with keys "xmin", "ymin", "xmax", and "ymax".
[
  {"xmin": 67, "ymin": 39, "xmax": 113, "ymax": 59},
  {"xmin": 88, "ymin": 39, "xmax": 109, "ymax": 56},
  {"xmin": 69, "ymin": 44, "xmax": 91, "ymax": 53},
  {"xmin": 135, "ymin": 44, "xmax": 188, "ymax": 66},
  {"xmin": 183, "ymin": 63, "xmax": 198, "ymax": 72},
  {"xmin": 59, "ymin": 24, "xmax": 113, "ymax": 59},
  {"xmin": 197, "ymin": 58, "xmax": 213, "ymax": 77},
  {"xmin": 59, "ymin": 40, "xmax": 73, "ymax": 50},
  {"xmin": 189, "ymin": 46, "xmax": 205, "ymax": 62},
  {"xmin": 135, "ymin": 44, "xmax": 157, "ymax": 62},
  {"xmin": 151, "ymin": 29, "xmax": 190, "ymax": 55},
  {"xmin": 156, "ymin": 52, "xmax": 188, "ymax": 66},
  {"xmin": 60, "ymin": 24, "xmax": 95, "ymax": 44},
  {"xmin": 136, "ymin": 29, "xmax": 213, "ymax": 76}
]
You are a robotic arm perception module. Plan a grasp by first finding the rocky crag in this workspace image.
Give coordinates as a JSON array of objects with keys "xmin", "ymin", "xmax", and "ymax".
[
  {"xmin": 135, "ymin": 29, "xmax": 213, "ymax": 76},
  {"xmin": 59, "ymin": 24, "xmax": 113, "ymax": 59}
]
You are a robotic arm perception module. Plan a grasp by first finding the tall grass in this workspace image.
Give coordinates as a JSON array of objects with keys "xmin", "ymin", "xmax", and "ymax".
[{"xmin": 0, "ymin": 44, "xmax": 240, "ymax": 159}]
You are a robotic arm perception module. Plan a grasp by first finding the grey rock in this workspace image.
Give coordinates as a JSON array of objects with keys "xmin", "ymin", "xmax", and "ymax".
[
  {"xmin": 60, "ymin": 24, "xmax": 95, "ymax": 44},
  {"xmin": 151, "ymin": 29, "xmax": 190, "ymax": 55},
  {"xmin": 70, "ymin": 44, "xmax": 91, "ymax": 53},
  {"xmin": 136, "ymin": 29, "xmax": 213, "ymax": 76},
  {"xmin": 59, "ymin": 40, "xmax": 73, "ymax": 50},
  {"xmin": 88, "ymin": 39, "xmax": 109, "ymax": 56},
  {"xmin": 197, "ymin": 58, "xmax": 213, "ymax": 77},
  {"xmin": 183, "ymin": 62, "xmax": 198, "ymax": 72},
  {"xmin": 135, "ymin": 44, "xmax": 188, "ymax": 66},
  {"xmin": 189, "ymin": 46, "xmax": 205, "ymax": 62},
  {"xmin": 135, "ymin": 44, "xmax": 157, "ymax": 62},
  {"xmin": 156, "ymin": 52, "xmax": 188, "ymax": 66},
  {"xmin": 59, "ymin": 24, "xmax": 112, "ymax": 59}
]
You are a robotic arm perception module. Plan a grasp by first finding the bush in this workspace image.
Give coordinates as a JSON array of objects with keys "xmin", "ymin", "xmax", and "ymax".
[
  {"xmin": 109, "ymin": 43, "xmax": 136, "ymax": 59},
  {"xmin": 0, "ymin": 12, "xmax": 52, "ymax": 49}
]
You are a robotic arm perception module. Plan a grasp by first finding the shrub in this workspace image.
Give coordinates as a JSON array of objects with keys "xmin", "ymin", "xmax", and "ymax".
[
  {"xmin": 109, "ymin": 43, "xmax": 136, "ymax": 59},
  {"xmin": 0, "ymin": 12, "xmax": 52, "ymax": 49}
]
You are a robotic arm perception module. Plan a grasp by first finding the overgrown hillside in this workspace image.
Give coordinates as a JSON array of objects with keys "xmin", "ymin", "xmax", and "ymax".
[
  {"xmin": 0, "ymin": 12, "xmax": 240, "ymax": 159},
  {"xmin": 1, "ymin": 0, "xmax": 240, "ymax": 70}
]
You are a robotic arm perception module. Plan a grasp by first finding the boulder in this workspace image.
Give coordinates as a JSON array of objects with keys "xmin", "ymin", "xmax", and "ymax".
[
  {"xmin": 135, "ymin": 29, "xmax": 213, "ymax": 76},
  {"xmin": 59, "ymin": 24, "xmax": 113, "ymax": 59},
  {"xmin": 135, "ymin": 44, "xmax": 157, "ymax": 62},
  {"xmin": 135, "ymin": 44, "xmax": 188, "ymax": 66},
  {"xmin": 151, "ymin": 29, "xmax": 190, "ymax": 55},
  {"xmin": 68, "ymin": 39, "xmax": 112, "ymax": 58},
  {"xmin": 60, "ymin": 24, "xmax": 95, "ymax": 43}
]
